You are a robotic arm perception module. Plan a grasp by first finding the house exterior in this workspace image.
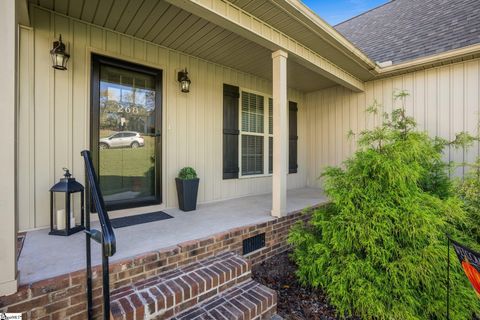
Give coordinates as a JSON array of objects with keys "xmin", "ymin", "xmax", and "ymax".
[{"xmin": 1, "ymin": 0, "xmax": 479, "ymax": 318}]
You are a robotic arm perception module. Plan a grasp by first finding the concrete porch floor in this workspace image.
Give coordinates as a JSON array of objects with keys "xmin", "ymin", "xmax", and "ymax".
[{"xmin": 18, "ymin": 187, "xmax": 327, "ymax": 285}]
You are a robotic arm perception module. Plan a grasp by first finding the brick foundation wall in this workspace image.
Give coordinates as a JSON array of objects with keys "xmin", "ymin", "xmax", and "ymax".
[{"xmin": 0, "ymin": 209, "xmax": 313, "ymax": 319}]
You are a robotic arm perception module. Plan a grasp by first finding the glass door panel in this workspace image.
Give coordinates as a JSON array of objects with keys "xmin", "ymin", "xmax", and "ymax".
[{"xmin": 92, "ymin": 55, "xmax": 162, "ymax": 210}]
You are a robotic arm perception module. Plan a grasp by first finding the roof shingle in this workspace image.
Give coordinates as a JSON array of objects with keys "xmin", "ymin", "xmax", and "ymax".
[{"xmin": 335, "ymin": 0, "xmax": 480, "ymax": 64}]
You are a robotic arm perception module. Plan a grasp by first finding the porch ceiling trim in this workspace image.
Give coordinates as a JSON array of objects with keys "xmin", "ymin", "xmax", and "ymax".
[
  {"xmin": 17, "ymin": 0, "xmax": 30, "ymax": 26},
  {"xmin": 168, "ymin": 0, "xmax": 365, "ymax": 92}
]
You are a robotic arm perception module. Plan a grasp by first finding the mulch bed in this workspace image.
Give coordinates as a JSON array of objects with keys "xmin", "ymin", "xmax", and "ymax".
[{"xmin": 252, "ymin": 251, "xmax": 358, "ymax": 320}]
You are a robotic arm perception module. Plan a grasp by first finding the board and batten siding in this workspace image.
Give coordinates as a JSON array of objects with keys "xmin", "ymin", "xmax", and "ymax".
[
  {"xmin": 305, "ymin": 59, "xmax": 480, "ymax": 188},
  {"xmin": 17, "ymin": 6, "xmax": 308, "ymax": 231}
]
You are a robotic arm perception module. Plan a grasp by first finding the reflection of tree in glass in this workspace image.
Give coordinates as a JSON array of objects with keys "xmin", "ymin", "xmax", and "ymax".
[
  {"xmin": 144, "ymin": 90, "xmax": 156, "ymax": 111},
  {"xmin": 100, "ymin": 85, "xmax": 108, "ymax": 108},
  {"xmin": 99, "ymin": 87, "xmax": 155, "ymax": 134}
]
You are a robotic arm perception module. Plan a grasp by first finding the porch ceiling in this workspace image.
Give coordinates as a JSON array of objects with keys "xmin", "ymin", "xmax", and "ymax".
[{"xmin": 29, "ymin": 0, "xmax": 347, "ymax": 92}]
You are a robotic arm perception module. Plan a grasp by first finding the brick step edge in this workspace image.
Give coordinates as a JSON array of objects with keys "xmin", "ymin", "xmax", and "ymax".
[
  {"xmin": 173, "ymin": 279, "xmax": 277, "ymax": 320},
  {"xmin": 110, "ymin": 252, "xmax": 251, "ymax": 319}
]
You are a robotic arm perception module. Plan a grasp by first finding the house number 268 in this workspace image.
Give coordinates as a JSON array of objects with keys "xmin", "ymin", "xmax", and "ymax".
[{"xmin": 117, "ymin": 106, "xmax": 139, "ymax": 114}]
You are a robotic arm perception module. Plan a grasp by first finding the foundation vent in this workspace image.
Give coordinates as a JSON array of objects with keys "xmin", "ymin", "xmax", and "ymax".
[{"xmin": 242, "ymin": 233, "xmax": 265, "ymax": 255}]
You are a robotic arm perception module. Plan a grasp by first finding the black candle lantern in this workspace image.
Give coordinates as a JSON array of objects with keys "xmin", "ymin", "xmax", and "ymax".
[{"xmin": 49, "ymin": 168, "xmax": 85, "ymax": 236}]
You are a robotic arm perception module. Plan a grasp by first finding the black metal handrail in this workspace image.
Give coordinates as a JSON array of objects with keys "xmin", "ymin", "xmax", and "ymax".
[{"xmin": 81, "ymin": 150, "xmax": 116, "ymax": 320}]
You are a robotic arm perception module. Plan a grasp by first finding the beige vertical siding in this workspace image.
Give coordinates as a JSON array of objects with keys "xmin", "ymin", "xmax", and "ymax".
[
  {"xmin": 18, "ymin": 6, "xmax": 308, "ymax": 231},
  {"xmin": 306, "ymin": 59, "xmax": 480, "ymax": 188},
  {"xmin": 18, "ymin": 26, "xmax": 35, "ymax": 230}
]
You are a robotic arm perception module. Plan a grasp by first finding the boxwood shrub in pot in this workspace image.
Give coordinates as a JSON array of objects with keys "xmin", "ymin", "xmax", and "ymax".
[{"xmin": 176, "ymin": 167, "xmax": 199, "ymax": 211}]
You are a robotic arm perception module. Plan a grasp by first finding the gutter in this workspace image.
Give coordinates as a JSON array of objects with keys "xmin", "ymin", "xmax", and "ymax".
[{"xmin": 374, "ymin": 43, "xmax": 480, "ymax": 77}]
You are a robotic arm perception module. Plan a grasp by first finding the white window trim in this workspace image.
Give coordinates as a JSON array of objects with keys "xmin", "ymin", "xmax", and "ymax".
[{"xmin": 238, "ymin": 88, "xmax": 274, "ymax": 179}]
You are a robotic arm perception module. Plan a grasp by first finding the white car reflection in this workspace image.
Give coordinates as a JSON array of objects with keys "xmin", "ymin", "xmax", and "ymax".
[{"xmin": 99, "ymin": 131, "xmax": 145, "ymax": 149}]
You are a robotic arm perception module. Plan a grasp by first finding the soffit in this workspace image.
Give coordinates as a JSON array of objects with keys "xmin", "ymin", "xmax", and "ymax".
[
  {"xmin": 228, "ymin": 0, "xmax": 375, "ymax": 80},
  {"xmin": 30, "ymin": 0, "xmax": 340, "ymax": 92}
]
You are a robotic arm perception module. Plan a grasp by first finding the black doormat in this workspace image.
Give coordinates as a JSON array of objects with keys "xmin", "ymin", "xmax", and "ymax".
[{"xmin": 111, "ymin": 211, "xmax": 173, "ymax": 229}]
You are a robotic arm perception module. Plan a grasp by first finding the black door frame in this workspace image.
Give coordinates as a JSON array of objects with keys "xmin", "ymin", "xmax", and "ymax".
[{"xmin": 90, "ymin": 54, "xmax": 163, "ymax": 211}]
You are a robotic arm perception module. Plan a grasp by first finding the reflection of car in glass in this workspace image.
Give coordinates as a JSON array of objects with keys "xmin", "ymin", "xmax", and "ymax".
[{"xmin": 99, "ymin": 131, "xmax": 145, "ymax": 150}]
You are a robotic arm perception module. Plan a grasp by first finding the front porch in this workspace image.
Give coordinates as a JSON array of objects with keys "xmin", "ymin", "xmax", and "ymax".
[
  {"xmin": 19, "ymin": 187, "xmax": 326, "ymax": 285},
  {"xmin": 1, "ymin": 0, "xmax": 367, "ymax": 316}
]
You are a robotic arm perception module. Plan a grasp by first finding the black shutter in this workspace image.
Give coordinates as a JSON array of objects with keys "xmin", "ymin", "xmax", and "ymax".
[
  {"xmin": 289, "ymin": 101, "xmax": 298, "ymax": 174},
  {"xmin": 223, "ymin": 84, "xmax": 240, "ymax": 179}
]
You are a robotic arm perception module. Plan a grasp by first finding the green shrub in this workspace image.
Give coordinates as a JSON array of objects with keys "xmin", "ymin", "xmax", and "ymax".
[
  {"xmin": 417, "ymin": 137, "xmax": 453, "ymax": 199},
  {"xmin": 289, "ymin": 93, "xmax": 480, "ymax": 319},
  {"xmin": 456, "ymin": 160, "xmax": 480, "ymax": 244},
  {"xmin": 177, "ymin": 167, "xmax": 197, "ymax": 180}
]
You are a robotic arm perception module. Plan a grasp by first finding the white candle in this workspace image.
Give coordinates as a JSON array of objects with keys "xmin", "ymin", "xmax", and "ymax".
[
  {"xmin": 56, "ymin": 209, "xmax": 66, "ymax": 230},
  {"xmin": 70, "ymin": 211, "xmax": 75, "ymax": 228}
]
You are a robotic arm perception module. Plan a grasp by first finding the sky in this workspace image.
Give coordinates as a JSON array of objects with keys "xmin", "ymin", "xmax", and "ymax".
[{"xmin": 302, "ymin": 0, "xmax": 389, "ymax": 26}]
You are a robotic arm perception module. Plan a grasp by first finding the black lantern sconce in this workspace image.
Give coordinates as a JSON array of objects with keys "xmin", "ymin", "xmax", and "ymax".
[
  {"xmin": 177, "ymin": 68, "xmax": 191, "ymax": 93},
  {"xmin": 49, "ymin": 168, "xmax": 85, "ymax": 236},
  {"xmin": 50, "ymin": 34, "xmax": 70, "ymax": 70}
]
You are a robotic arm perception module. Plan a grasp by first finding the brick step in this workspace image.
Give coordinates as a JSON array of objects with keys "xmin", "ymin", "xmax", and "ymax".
[
  {"xmin": 173, "ymin": 280, "xmax": 277, "ymax": 320},
  {"xmin": 110, "ymin": 252, "xmax": 251, "ymax": 319}
]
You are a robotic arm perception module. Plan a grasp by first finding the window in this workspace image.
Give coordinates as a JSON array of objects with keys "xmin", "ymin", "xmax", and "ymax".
[
  {"xmin": 240, "ymin": 91, "xmax": 273, "ymax": 176},
  {"xmin": 222, "ymin": 83, "xmax": 298, "ymax": 180}
]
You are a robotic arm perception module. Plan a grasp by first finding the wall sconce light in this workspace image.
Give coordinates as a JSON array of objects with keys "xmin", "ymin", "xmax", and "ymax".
[
  {"xmin": 50, "ymin": 34, "xmax": 70, "ymax": 70},
  {"xmin": 177, "ymin": 68, "xmax": 191, "ymax": 93}
]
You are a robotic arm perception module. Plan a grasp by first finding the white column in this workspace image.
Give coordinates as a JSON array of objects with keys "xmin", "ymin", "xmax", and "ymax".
[
  {"xmin": 0, "ymin": 0, "xmax": 18, "ymax": 295},
  {"xmin": 271, "ymin": 50, "xmax": 288, "ymax": 218}
]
